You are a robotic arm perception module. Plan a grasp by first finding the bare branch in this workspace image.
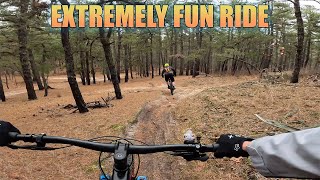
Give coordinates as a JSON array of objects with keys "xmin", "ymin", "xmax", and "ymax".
[
  {"xmin": 287, "ymin": 0, "xmax": 296, "ymax": 4},
  {"xmin": 58, "ymin": 0, "xmax": 70, "ymax": 5},
  {"xmin": 254, "ymin": 114, "xmax": 300, "ymax": 132},
  {"xmin": 311, "ymin": 0, "xmax": 320, "ymax": 4}
]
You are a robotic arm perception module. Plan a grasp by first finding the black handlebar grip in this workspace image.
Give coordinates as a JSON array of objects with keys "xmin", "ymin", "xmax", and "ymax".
[
  {"xmin": 8, "ymin": 132, "xmax": 19, "ymax": 142},
  {"xmin": 213, "ymin": 143, "xmax": 220, "ymax": 151}
]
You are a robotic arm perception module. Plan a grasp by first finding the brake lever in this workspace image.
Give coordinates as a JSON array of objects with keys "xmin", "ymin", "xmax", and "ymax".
[
  {"xmin": 182, "ymin": 153, "xmax": 209, "ymax": 162},
  {"xmin": 169, "ymin": 151, "xmax": 209, "ymax": 162}
]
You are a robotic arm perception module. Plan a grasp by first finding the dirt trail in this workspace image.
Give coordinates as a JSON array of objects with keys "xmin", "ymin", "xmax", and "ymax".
[
  {"xmin": 1, "ymin": 74, "xmax": 258, "ymax": 180},
  {"xmin": 125, "ymin": 90, "xmax": 189, "ymax": 179},
  {"xmin": 125, "ymin": 79, "xmax": 248, "ymax": 180}
]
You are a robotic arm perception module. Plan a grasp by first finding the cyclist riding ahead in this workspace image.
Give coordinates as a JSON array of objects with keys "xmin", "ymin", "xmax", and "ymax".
[{"xmin": 161, "ymin": 63, "xmax": 176, "ymax": 90}]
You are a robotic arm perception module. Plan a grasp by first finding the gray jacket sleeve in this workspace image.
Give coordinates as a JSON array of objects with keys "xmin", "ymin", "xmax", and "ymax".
[{"xmin": 246, "ymin": 127, "xmax": 320, "ymax": 178}]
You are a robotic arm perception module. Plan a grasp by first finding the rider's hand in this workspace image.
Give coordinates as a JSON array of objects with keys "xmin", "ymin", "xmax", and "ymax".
[
  {"xmin": 0, "ymin": 120, "xmax": 21, "ymax": 146},
  {"xmin": 214, "ymin": 134, "xmax": 254, "ymax": 158}
]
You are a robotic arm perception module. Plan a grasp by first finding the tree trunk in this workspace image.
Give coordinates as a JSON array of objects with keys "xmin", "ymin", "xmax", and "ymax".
[
  {"xmin": 145, "ymin": 39, "xmax": 149, "ymax": 77},
  {"xmin": 150, "ymin": 33, "xmax": 154, "ymax": 78},
  {"xmin": 41, "ymin": 44, "xmax": 48, "ymax": 97},
  {"xmin": 4, "ymin": 71, "xmax": 9, "ymax": 89},
  {"xmin": 266, "ymin": 1, "xmax": 274, "ymax": 69},
  {"xmin": 116, "ymin": 28, "xmax": 121, "ymax": 83},
  {"xmin": 85, "ymin": 51, "xmax": 90, "ymax": 85},
  {"xmin": 0, "ymin": 75, "xmax": 5, "ymax": 102},
  {"xmin": 124, "ymin": 44, "xmax": 129, "ymax": 82},
  {"xmin": 41, "ymin": 73, "xmax": 48, "ymax": 97},
  {"xmin": 59, "ymin": 0, "xmax": 88, "ymax": 113},
  {"xmin": 129, "ymin": 46, "xmax": 133, "ymax": 79},
  {"xmin": 18, "ymin": 0, "xmax": 37, "ymax": 100},
  {"xmin": 106, "ymin": 67, "xmax": 111, "ymax": 81},
  {"xmin": 261, "ymin": 2, "xmax": 274, "ymax": 70},
  {"xmin": 139, "ymin": 56, "xmax": 143, "ymax": 77},
  {"xmin": 231, "ymin": 54, "xmax": 237, "ymax": 76},
  {"xmin": 99, "ymin": 27, "xmax": 122, "ymax": 99},
  {"xmin": 60, "ymin": 27, "xmax": 88, "ymax": 112},
  {"xmin": 274, "ymin": 30, "xmax": 279, "ymax": 71},
  {"xmin": 179, "ymin": 31, "xmax": 184, "ymax": 75},
  {"xmin": 103, "ymin": 69, "xmax": 106, "ymax": 83},
  {"xmin": 170, "ymin": 29, "xmax": 174, "ymax": 66},
  {"xmin": 193, "ymin": 30, "xmax": 201, "ymax": 77},
  {"xmin": 174, "ymin": 30, "xmax": 178, "ymax": 70},
  {"xmin": 186, "ymin": 30, "xmax": 191, "ymax": 76},
  {"xmin": 28, "ymin": 49, "xmax": 44, "ymax": 90},
  {"xmin": 303, "ymin": 32, "xmax": 311, "ymax": 68},
  {"xmin": 279, "ymin": 26, "xmax": 286, "ymax": 71},
  {"xmin": 159, "ymin": 50, "xmax": 163, "ymax": 75},
  {"xmin": 186, "ymin": 61, "xmax": 190, "ymax": 76},
  {"xmin": 89, "ymin": 39, "xmax": 96, "ymax": 84},
  {"xmin": 206, "ymin": 35, "xmax": 213, "ymax": 75},
  {"xmin": 163, "ymin": 45, "xmax": 167, "ymax": 66},
  {"xmin": 91, "ymin": 59, "xmax": 96, "ymax": 83},
  {"xmin": 158, "ymin": 30, "xmax": 162, "ymax": 76},
  {"xmin": 291, "ymin": 0, "xmax": 304, "ymax": 83},
  {"xmin": 79, "ymin": 51, "xmax": 86, "ymax": 85},
  {"xmin": 61, "ymin": 27, "xmax": 88, "ymax": 112},
  {"xmin": 113, "ymin": 33, "xmax": 117, "ymax": 68},
  {"xmin": 191, "ymin": 61, "xmax": 195, "ymax": 77}
]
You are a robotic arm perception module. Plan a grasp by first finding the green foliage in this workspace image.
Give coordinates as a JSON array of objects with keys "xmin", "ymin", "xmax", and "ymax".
[{"xmin": 0, "ymin": 0, "xmax": 319, "ymax": 77}]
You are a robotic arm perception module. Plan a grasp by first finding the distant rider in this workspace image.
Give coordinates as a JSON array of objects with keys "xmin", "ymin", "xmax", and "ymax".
[{"xmin": 161, "ymin": 63, "xmax": 176, "ymax": 89}]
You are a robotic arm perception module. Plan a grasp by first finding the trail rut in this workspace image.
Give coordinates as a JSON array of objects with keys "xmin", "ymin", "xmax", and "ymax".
[
  {"xmin": 124, "ymin": 86, "xmax": 207, "ymax": 179},
  {"xmin": 127, "ymin": 93, "xmax": 190, "ymax": 180},
  {"xmin": 125, "ymin": 80, "xmax": 252, "ymax": 179}
]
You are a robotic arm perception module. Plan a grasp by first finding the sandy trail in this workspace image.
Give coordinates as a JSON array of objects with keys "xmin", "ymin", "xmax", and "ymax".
[
  {"xmin": 125, "ymin": 79, "xmax": 249, "ymax": 179},
  {"xmin": 5, "ymin": 76, "xmax": 166, "ymax": 97}
]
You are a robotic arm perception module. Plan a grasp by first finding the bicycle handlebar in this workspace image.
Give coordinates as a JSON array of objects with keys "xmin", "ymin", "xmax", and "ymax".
[{"xmin": 9, "ymin": 132, "xmax": 219, "ymax": 154}]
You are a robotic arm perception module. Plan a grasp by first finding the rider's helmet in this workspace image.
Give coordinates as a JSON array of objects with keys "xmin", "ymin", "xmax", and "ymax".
[{"xmin": 164, "ymin": 63, "xmax": 169, "ymax": 67}]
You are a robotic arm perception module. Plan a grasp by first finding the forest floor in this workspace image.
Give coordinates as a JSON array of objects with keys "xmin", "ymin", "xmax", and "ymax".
[{"xmin": 0, "ymin": 73, "xmax": 319, "ymax": 180}]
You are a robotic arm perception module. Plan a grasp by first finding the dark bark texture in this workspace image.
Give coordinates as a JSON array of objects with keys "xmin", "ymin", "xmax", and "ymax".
[
  {"xmin": 99, "ymin": 27, "xmax": 122, "ymax": 99},
  {"xmin": 18, "ymin": 0, "xmax": 37, "ymax": 100},
  {"xmin": 85, "ymin": 51, "xmax": 90, "ymax": 85},
  {"xmin": 89, "ymin": 38, "xmax": 97, "ymax": 84},
  {"xmin": 179, "ymin": 32, "xmax": 184, "ymax": 75},
  {"xmin": 41, "ymin": 44, "xmax": 48, "ymax": 97},
  {"xmin": 0, "ymin": 75, "xmax": 5, "ymax": 102},
  {"xmin": 80, "ymin": 51, "xmax": 86, "ymax": 85},
  {"xmin": 28, "ymin": 49, "xmax": 44, "ymax": 90},
  {"xmin": 124, "ymin": 44, "xmax": 129, "ymax": 82},
  {"xmin": 150, "ymin": 33, "xmax": 154, "ymax": 78},
  {"xmin": 59, "ymin": 0, "xmax": 88, "ymax": 112},
  {"xmin": 116, "ymin": 28, "xmax": 121, "ymax": 83},
  {"xmin": 60, "ymin": 24, "xmax": 88, "ymax": 112},
  {"xmin": 291, "ymin": 0, "xmax": 304, "ymax": 83}
]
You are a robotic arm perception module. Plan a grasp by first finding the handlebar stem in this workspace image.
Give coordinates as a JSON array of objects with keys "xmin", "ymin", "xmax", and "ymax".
[
  {"xmin": 112, "ymin": 143, "xmax": 132, "ymax": 180},
  {"xmin": 114, "ymin": 143, "xmax": 129, "ymax": 172}
]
